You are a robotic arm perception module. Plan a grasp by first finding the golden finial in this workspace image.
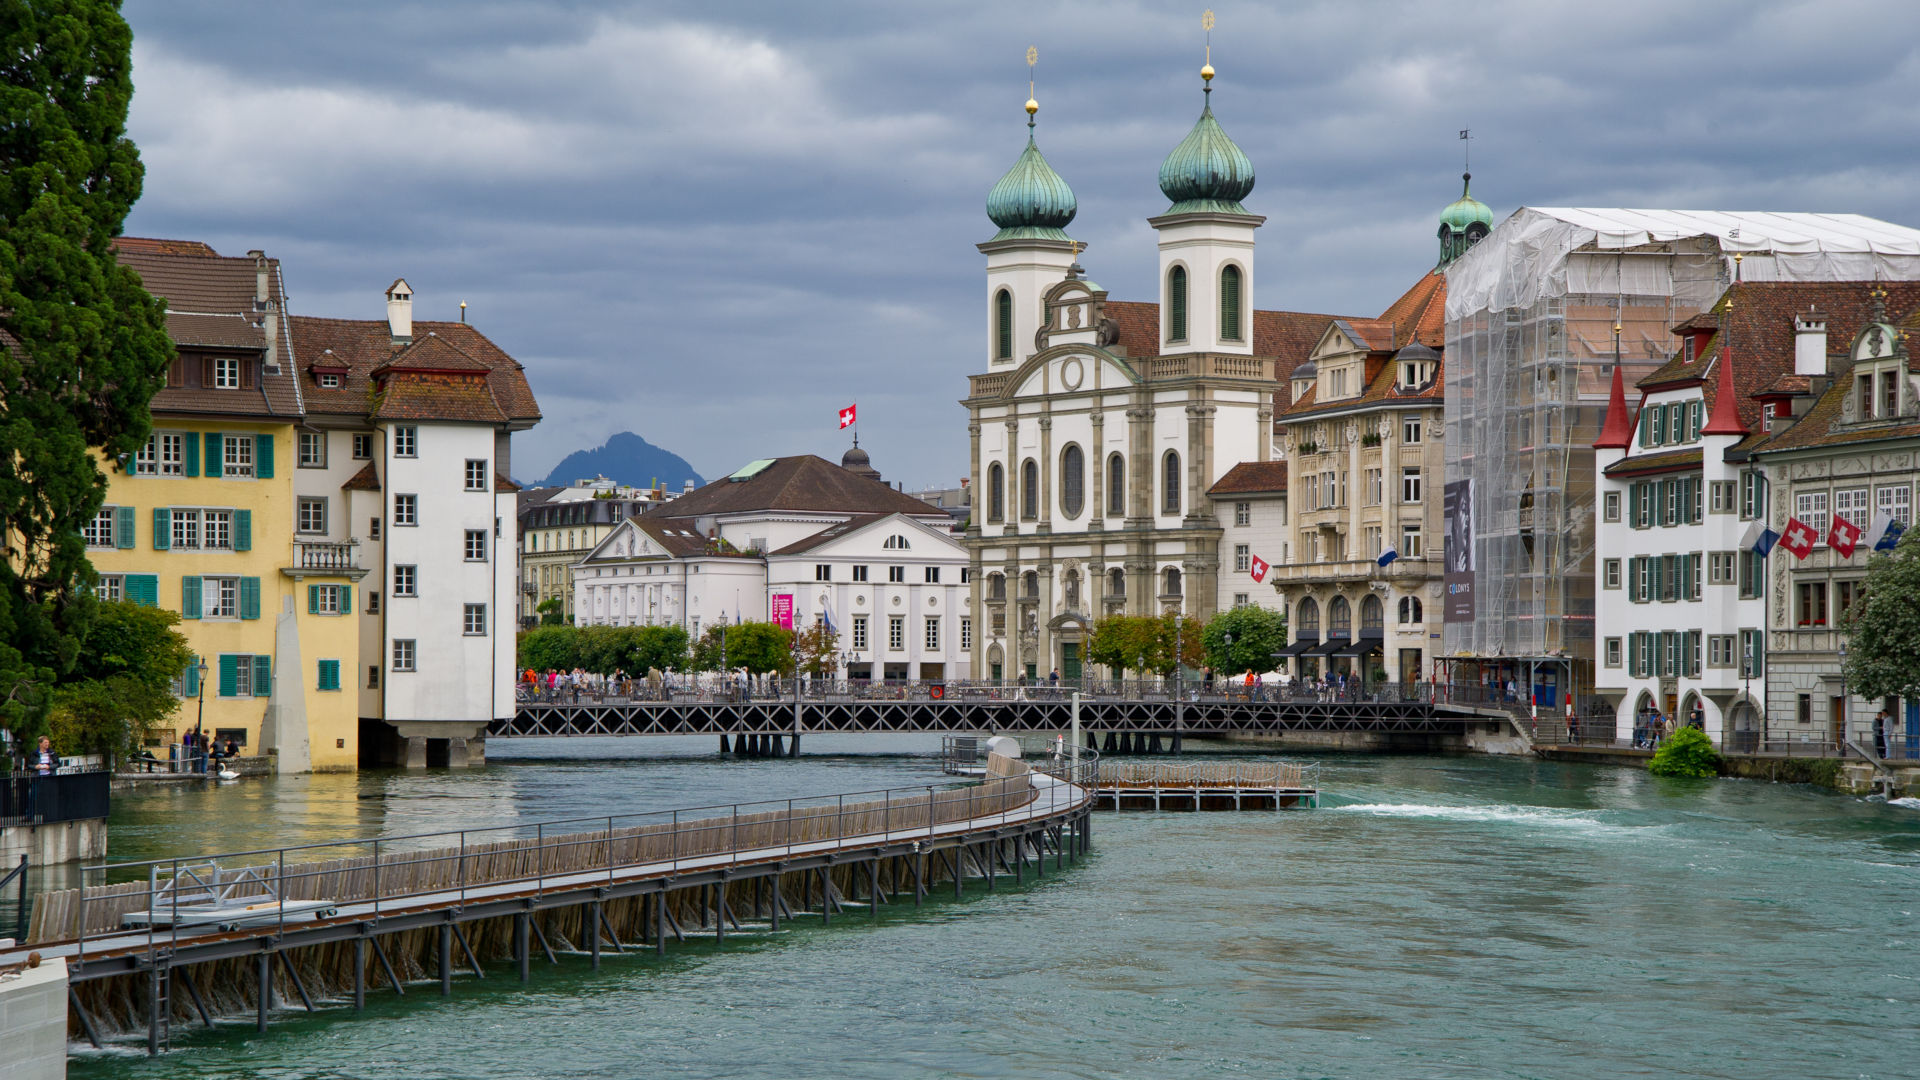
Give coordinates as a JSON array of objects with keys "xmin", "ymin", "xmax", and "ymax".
[
  {"xmin": 1025, "ymin": 46, "xmax": 1039, "ymax": 119},
  {"xmin": 1201, "ymin": 10, "xmax": 1216, "ymax": 84}
]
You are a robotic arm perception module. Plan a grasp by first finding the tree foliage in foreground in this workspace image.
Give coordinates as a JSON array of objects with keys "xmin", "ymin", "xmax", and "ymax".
[
  {"xmin": 1842, "ymin": 528, "xmax": 1920, "ymax": 702},
  {"xmin": 0, "ymin": 1, "xmax": 174, "ymax": 736},
  {"xmin": 690, "ymin": 621, "xmax": 793, "ymax": 675},
  {"xmin": 1201, "ymin": 605, "xmax": 1289, "ymax": 676},
  {"xmin": 1086, "ymin": 613, "xmax": 1205, "ymax": 677},
  {"xmin": 1648, "ymin": 726, "xmax": 1720, "ymax": 779},
  {"xmin": 517, "ymin": 624, "xmax": 691, "ymax": 675},
  {"xmin": 48, "ymin": 601, "xmax": 191, "ymax": 765}
]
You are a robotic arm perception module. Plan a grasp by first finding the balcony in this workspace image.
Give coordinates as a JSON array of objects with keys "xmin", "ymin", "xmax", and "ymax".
[
  {"xmin": 282, "ymin": 539, "xmax": 369, "ymax": 580},
  {"xmin": 1265, "ymin": 557, "xmax": 1437, "ymax": 587}
]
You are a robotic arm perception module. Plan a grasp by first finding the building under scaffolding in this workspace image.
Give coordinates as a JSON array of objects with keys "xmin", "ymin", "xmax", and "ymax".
[{"xmin": 1440, "ymin": 209, "xmax": 1920, "ymax": 708}]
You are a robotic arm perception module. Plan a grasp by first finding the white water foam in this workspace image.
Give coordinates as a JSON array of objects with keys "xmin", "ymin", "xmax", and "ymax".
[
  {"xmin": 1331, "ymin": 801, "xmax": 1661, "ymax": 837},
  {"xmin": 1889, "ymin": 797, "xmax": 1920, "ymax": 811}
]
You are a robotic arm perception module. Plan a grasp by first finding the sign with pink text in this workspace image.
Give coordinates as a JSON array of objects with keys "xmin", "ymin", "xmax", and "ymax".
[{"xmin": 770, "ymin": 594, "xmax": 794, "ymax": 630}]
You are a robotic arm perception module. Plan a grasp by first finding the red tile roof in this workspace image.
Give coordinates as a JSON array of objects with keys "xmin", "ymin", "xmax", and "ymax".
[
  {"xmin": 114, "ymin": 243, "xmax": 302, "ymax": 419},
  {"xmin": 292, "ymin": 316, "xmax": 540, "ymax": 425},
  {"xmin": 113, "ymin": 237, "xmax": 219, "ymax": 258},
  {"xmin": 1101, "ymin": 300, "xmax": 1351, "ymax": 408},
  {"xmin": 1377, "ymin": 270, "xmax": 1447, "ymax": 348},
  {"xmin": 371, "ymin": 372, "xmax": 508, "ymax": 424},
  {"xmin": 1208, "ymin": 460, "xmax": 1287, "ymax": 495},
  {"xmin": 341, "ymin": 461, "xmax": 381, "ymax": 491}
]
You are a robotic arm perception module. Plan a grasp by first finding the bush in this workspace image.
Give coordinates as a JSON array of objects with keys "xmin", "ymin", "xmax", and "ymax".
[{"xmin": 1649, "ymin": 726, "xmax": 1720, "ymax": 778}]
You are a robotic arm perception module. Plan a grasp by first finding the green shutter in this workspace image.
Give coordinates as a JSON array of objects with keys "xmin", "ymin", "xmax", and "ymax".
[
  {"xmin": 218, "ymin": 654, "xmax": 239, "ymax": 697},
  {"xmin": 204, "ymin": 433, "xmax": 223, "ymax": 478},
  {"xmin": 255, "ymin": 434, "xmax": 274, "ymax": 479},
  {"xmin": 318, "ymin": 659, "xmax": 340, "ymax": 692},
  {"xmin": 153, "ymin": 507, "xmax": 171, "ymax": 550},
  {"xmin": 995, "ymin": 290, "xmax": 1012, "ymax": 360},
  {"xmin": 308, "ymin": 585, "xmax": 319, "ymax": 615},
  {"xmin": 182, "ymin": 657, "xmax": 199, "ymax": 698},
  {"xmin": 234, "ymin": 509, "xmax": 251, "ymax": 552},
  {"xmin": 240, "ymin": 576, "xmax": 261, "ymax": 620},
  {"xmin": 252, "ymin": 654, "xmax": 272, "ymax": 698},
  {"xmin": 115, "ymin": 505, "xmax": 135, "ymax": 549},
  {"xmin": 181, "ymin": 575, "xmax": 201, "ymax": 619},
  {"xmin": 126, "ymin": 573, "xmax": 157, "ymax": 607},
  {"xmin": 341, "ymin": 584, "xmax": 352, "ymax": 614},
  {"xmin": 183, "ymin": 435, "xmax": 199, "ymax": 478},
  {"xmin": 1220, "ymin": 266, "xmax": 1241, "ymax": 341},
  {"xmin": 1627, "ymin": 633, "xmax": 1639, "ymax": 675},
  {"xmin": 1168, "ymin": 266, "xmax": 1187, "ymax": 341}
]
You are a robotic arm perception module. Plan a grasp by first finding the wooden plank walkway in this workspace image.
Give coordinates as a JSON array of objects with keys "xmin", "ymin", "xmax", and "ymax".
[{"xmin": 1092, "ymin": 761, "xmax": 1319, "ymax": 811}]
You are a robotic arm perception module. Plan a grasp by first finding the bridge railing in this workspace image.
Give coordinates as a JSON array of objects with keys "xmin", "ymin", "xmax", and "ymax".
[
  {"xmin": 26, "ymin": 755, "xmax": 1100, "ymax": 956},
  {"xmin": 518, "ymin": 677, "xmax": 1437, "ymax": 707}
]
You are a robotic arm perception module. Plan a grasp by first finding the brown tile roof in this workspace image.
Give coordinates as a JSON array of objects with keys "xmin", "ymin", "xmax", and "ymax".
[
  {"xmin": 495, "ymin": 474, "xmax": 521, "ymax": 493},
  {"xmin": 341, "ymin": 461, "xmax": 381, "ymax": 491},
  {"xmin": 1604, "ymin": 447, "xmax": 1703, "ymax": 477},
  {"xmin": 769, "ymin": 513, "xmax": 894, "ymax": 556},
  {"xmin": 1208, "ymin": 460, "xmax": 1287, "ymax": 495},
  {"xmin": 1672, "ymin": 311, "xmax": 1719, "ymax": 335},
  {"xmin": 373, "ymin": 332, "xmax": 495, "ymax": 375},
  {"xmin": 1278, "ymin": 343, "xmax": 1444, "ymax": 420},
  {"xmin": 115, "ymin": 242, "xmax": 303, "ymax": 420},
  {"xmin": 291, "ymin": 316, "xmax": 540, "ymax": 424},
  {"xmin": 1330, "ymin": 317, "xmax": 1397, "ymax": 351},
  {"xmin": 1101, "ymin": 300, "xmax": 1350, "ymax": 408},
  {"xmin": 1754, "ymin": 372, "xmax": 1812, "ymax": 398},
  {"xmin": 371, "ymin": 372, "xmax": 508, "ymax": 424},
  {"xmin": 642, "ymin": 455, "xmax": 948, "ymax": 523},
  {"xmin": 1376, "ymin": 270, "xmax": 1447, "ymax": 348}
]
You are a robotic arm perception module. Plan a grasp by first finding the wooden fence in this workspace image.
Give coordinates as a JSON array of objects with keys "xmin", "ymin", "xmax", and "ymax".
[
  {"xmin": 28, "ymin": 775, "xmax": 1035, "ymax": 945},
  {"xmin": 1095, "ymin": 762, "xmax": 1313, "ymax": 789}
]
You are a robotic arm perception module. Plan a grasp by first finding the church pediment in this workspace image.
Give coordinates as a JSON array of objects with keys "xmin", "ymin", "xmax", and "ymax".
[{"xmin": 1001, "ymin": 344, "xmax": 1139, "ymax": 400}]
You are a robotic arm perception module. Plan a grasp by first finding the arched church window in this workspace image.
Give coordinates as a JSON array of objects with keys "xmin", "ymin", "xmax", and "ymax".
[
  {"xmin": 1398, "ymin": 596, "xmax": 1423, "ymax": 624},
  {"xmin": 995, "ymin": 289, "xmax": 1013, "ymax": 360},
  {"xmin": 1108, "ymin": 567, "xmax": 1125, "ymax": 598},
  {"xmin": 1297, "ymin": 597, "xmax": 1320, "ymax": 636},
  {"xmin": 1361, "ymin": 595, "xmax": 1384, "ymax": 634},
  {"xmin": 1023, "ymin": 571, "xmax": 1039, "ymax": 598},
  {"xmin": 1060, "ymin": 444, "xmax": 1085, "ymax": 518},
  {"xmin": 987, "ymin": 464, "xmax": 1004, "ymax": 522},
  {"xmin": 1162, "ymin": 450, "xmax": 1181, "ymax": 515},
  {"xmin": 988, "ymin": 573, "xmax": 1006, "ymax": 601},
  {"xmin": 1162, "ymin": 567, "xmax": 1182, "ymax": 597},
  {"xmin": 1328, "ymin": 596, "xmax": 1352, "ymax": 638},
  {"xmin": 1220, "ymin": 264, "xmax": 1243, "ymax": 341},
  {"xmin": 1021, "ymin": 459, "xmax": 1038, "ymax": 520},
  {"xmin": 1064, "ymin": 569, "xmax": 1080, "ymax": 609},
  {"xmin": 1167, "ymin": 266, "xmax": 1188, "ymax": 342},
  {"xmin": 1107, "ymin": 453, "xmax": 1125, "ymax": 516}
]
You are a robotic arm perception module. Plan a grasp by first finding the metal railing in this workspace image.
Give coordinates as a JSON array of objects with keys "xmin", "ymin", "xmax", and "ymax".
[
  {"xmin": 22, "ymin": 755, "xmax": 1098, "ymax": 955},
  {"xmin": 1095, "ymin": 760, "xmax": 1320, "ymax": 791},
  {"xmin": 0, "ymin": 770, "xmax": 110, "ymax": 826},
  {"xmin": 519, "ymin": 676, "xmax": 1436, "ymax": 707}
]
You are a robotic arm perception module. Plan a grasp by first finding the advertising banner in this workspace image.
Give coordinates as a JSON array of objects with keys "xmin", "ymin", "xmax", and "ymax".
[
  {"xmin": 1443, "ymin": 478, "xmax": 1475, "ymax": 623},
  {"xmin": 770, "ymin": 594, "xmax": 794, "ymax": 630}
]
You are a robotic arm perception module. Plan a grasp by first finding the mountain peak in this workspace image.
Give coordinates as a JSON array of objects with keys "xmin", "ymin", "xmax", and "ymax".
[{"xmin": 539, "ymin": 431, "xmax": 703, "ymax": 490}]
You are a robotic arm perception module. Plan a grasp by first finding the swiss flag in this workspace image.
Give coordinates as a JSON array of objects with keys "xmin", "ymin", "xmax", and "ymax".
[
  {"xmin": 1779, "ymin": 516, "xmax": 1819, "ymax": 559},
  {"xmin": 838, "ymin": 404, "xmax": 857, "ymax": 429},
  {"xmin": 1828, "ymin": 513, "xmax": 1862, "ymax": 557},
  {"xmin": 1249, "ymin": 555, "xmax": 1269, "ymax": 583}
]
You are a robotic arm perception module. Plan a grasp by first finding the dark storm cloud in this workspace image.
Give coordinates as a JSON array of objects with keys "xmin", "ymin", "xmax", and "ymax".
[{"xmin": 120, "ymin": 1, "xmax": 1920, "ymax": 485}]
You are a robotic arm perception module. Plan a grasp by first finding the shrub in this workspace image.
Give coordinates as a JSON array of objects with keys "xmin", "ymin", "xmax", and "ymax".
[{"xmin": 1649, "ymin": 726, "xmax": 1720, "ymax": 778}]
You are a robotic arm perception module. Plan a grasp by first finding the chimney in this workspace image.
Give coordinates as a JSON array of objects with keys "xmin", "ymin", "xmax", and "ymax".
[
  {"xmin": 1795, "ymin": 307, "xmax": 1827, "ymax": 376},
  {"xmin": 683, "ymin": 478, "xmax": 695, "ymax": 493},
  {"xmin": 386, "ymin": 278, "xmax": 413, "ymax": 344},
  {"xmin": 252, "ymin": 252, "xmax": 280, "ymax": 372}
]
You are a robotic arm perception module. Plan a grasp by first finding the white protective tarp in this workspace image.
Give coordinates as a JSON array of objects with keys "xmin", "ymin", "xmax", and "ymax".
[{"xmin": 1445, "ymin": 208, "xmax": 1920, "ymax": 321}]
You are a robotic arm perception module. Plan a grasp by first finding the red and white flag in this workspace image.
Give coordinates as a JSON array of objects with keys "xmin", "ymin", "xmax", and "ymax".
[
  {"xmin": 838, "ymin": 404, "xmax": 857, "ymax": 429},
  {"xmin": 1779, "ymin": 516, "xmax": 1819, "ymax": 559},
  {"xmin": 1828, "ymin": 513, "xmax": 1862, "ymax": 557},
  {"xmin": 1249, "ymin": 555, "xmax": 1270, "ymax": 583}
]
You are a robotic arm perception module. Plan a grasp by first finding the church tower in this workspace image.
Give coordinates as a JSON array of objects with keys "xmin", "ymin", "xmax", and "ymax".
[
  {"xmin": 979, "ymin": 74, "xmax": 1077, "ymax": 369},
  {"xmin": 1151, "ymin": 57, "xmax": 1260, "ymax": 356},
  {"xmin": 1437, "ymin": 173, "xmax": 1493, "ymax": 267}
]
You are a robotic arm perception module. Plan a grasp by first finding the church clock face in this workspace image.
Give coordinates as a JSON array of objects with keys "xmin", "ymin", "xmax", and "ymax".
[{"xmin": 1061, "ymin": 356, "xmax": 1085, "ymax": 391}]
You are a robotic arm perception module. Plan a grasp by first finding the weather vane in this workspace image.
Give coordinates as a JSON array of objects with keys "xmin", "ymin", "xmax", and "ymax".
[
  {"xmin": 1201, "ymin": 11, "xmax": 1216, "ymax": 87},
  {"xmin": 1025, "ymin": 46, "xmax": 1039, "ymax": 125}
]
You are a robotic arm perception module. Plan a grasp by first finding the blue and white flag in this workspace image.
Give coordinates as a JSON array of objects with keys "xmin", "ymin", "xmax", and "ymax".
[
  {"xmin": 1377, "ymin": 547, "xmax": 1399, "ymax": 567},
  {"xmin": 821, "ymin": 599, "xmax": 839, "ymax": 636},
  {"xmin": 1740, "ymin": 518, "xmax": 1779, "ymax": 557},
  {"xmin": 1865, "ymin": 512, "xmax": 1907, "ymax": 553}
]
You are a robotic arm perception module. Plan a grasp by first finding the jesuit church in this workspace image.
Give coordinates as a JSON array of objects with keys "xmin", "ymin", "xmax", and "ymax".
[{"xmin": 960, "ymin": 60, "xmax": 1492, "ymax": 683}]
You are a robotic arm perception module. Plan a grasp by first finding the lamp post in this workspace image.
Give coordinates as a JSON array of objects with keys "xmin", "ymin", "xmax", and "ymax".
[
  {"xmin": 192, "ymin": 657, "xmax": 210, "ymax": 773},
  {"xmin": 717, "ymin": 613, "xmax": 730, "ymax": 701},
  {"xmin": 1222, "ymin": 631, "xmax": 1234, "ymax": 690},
  {"xmin": 1837, "ymin": 641, "xmax": 1849, "ymax": 753}
]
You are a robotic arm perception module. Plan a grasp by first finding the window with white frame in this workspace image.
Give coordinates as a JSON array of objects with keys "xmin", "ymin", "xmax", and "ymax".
[
  {"xmin": 136, "ymin": 432, "xmax": 184, "ymax": 476},
  {"xmin": 298, "ymin": 431, "xmax": 327, "ymax": 468},
  {"xmin": 96, "ymin": 574, "xmax": 123, "ymax": 602},
  {"xmin": 960, "ymin": 617, "xmax": 971, "ymax": 651},
  {"xmin": 393, "ymin": 564, "xmax": 417, "ymax": 597},
  {"xmin": 851, "ymin": 615, "xmax": 868, "ymax": 650},
  {"xmin": 392, "ymin": 639, "xmax": 416, "ymax": 671},
  {"xmin": 204, "ymin": 576, "xmax": 239, "ymax": 619},
  {"xmin": 223, "ymin": 435, "xmax": 254, "ymax": 477},
  {"xmin": 1365, "ymin": 469, "xmax": 1383, "ymax": 506},
  {"xmin": 1878, "ymin": 484, "xmax": 1912, "ymax": 525},
  {"xmin": 1835, "ymin": 487, "xmax": 1870, "ymax": 530},
  {"xmin": 1232, "ymin": 593, "xmax": 1249, "ymax": 608},
  {"xmin": 1710, "ymin": 481, "xmax": 1735, "ymax": 514},
  {"xmin": 1603, "ymin": 490, "xmax": 1620, "ymax": 522},
  {"xmin": 924, "ymin": 617, "xmax": 940, "ymax": 651},
  {"xmin": 464, "ymin": 604, "xmax": 487, "ymax": 636},
  {"xmin": 1708, "ymin": 552, "xmax": 1735, "ymax": 584},
  {"xmin": 1402, "ymin": 414, "xmax": 1423, "ymax": 443},
  {"xmin": 465, "ymin": 459, "xmax": 488, "ymax": 491},
  {"xmin": 1740, "ymin": 471, "xmax": 1765, "ymax": 519},
  {"xmin": 1604, "ymin": 558, "xmax": 1620, "ymax": 589},
  {"xmin": 84, "ymin": 508, "xmax": 116, "ymax": 548},
  {"xmin": 465, "ymin": 530, "xmax": 487, "ymax": 561},
  {"xmin": 394, "ymin": 494, "xmax": 417, "ymax": 526},
  {"xmin": 312, "ymin": 584, "xmax": 344, "ymax": 615},
  {"xmin": 1401, "ymin": 523, "xmax": 1423, "ymax": 558},
  {"xmin": 214, "ymin": 356, "xmax": 241, "ymax": 389},
  {"xmin": 1708, "ymin": 635, "xmax": 1735, "ymax": 667},
  {"xmin": 203, "ymin": 510, "xmax": 232, "ymax": 550},
  {"xmin": 1364, "ymin": 526, "xmax": 1382, "ymax": 557},
  {"xmin": 171, "ymin": 508, "xmax": 200, "ymax": 549},
  {"xmin": 1795, "ymin": 490, "xmax": 1827, "ymax": 544},
  {"xmin": 888, "ymin": 615, "xmax": 905, "ymax": 651},
  {"xmin": 1234, "ymin": 544, "xmax": 1250, "ymax": 573},
  {"xmin": 1401, "ymin": 467, "xmax": 1423, "ymax": 503},
  {"xmin": 297, "ymin": 497, "xmax": 327, "ymax": 534},
  {"xmin": 1234, "ymin": 501, "xmax": 1251, "ymax": 526},
  {"xmin": 393, "ymin": 426, "xmax": 417, "ymax": 457},
  {"xmin": 1604, "ymin": 637, "xmax": 1622, "ymax": 667}
]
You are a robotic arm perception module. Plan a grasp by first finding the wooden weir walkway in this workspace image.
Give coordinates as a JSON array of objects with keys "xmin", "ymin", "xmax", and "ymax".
[
  {"xmin": 0, "ymin": 754, "xmax": 1095, "ymax": 1055},
  {"xmin": 1091, "ymin": 762, "xmax": 1319, "ymax": 811}
]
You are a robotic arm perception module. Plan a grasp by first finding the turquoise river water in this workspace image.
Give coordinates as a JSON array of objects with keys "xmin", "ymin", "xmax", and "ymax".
[{"xmin": 56, "ymin": 736, "xmax": 1920, "ymax": 1079}]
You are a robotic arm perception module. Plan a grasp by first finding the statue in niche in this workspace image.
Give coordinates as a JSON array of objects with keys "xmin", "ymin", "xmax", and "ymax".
[{"xmin": 1064, "ymin": 570, "xmax": 1080, "ymax": 610}]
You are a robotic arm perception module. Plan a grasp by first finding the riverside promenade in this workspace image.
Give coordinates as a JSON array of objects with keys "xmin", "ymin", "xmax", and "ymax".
[{"xmin": 3, "ymin": 751, "xmax": 1094, "ymax": 1055}]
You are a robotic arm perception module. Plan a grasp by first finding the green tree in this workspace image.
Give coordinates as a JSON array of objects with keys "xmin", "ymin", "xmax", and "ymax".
[
  {"xmin": 791, "ymin": 623, "xmax": 841, "ymax": 676},
  {"xmin": 691, "ymin": 621, "xmax": 793, "ymax": 674},
  {"xmin": 1087, "ymin": 614, "xmax": 1163, "ymax": 676},
  {"xmin": 47, "ymin": 601, "xmax": 191, "ymax": 766},
  {"xmin": 1843, "ymin": 528, "xmax": 1920, "ymax": 702},
  {"xmin": 1202, "ymin": 605, "xmax": 1288, "ymax": 676},
  {"xmin": 1648, "ymin": 725, "xmax": 1720, "ymax": 779},
  {"xmin": 535, "ymin": 597, "xmax": 566, "ymax": 627},
  {"xmin": 630, "ymin": 625, "xmax": 690, "ymax": 674},
  {"xmin": 517, "ymin": 626, "xmax": 578, "ymax": 673},
  {"xmin": 0, "ymin": 2, "xmax": 175, "ymax": 737},
  {"xmin": 1155, "ymin": 613, "xmax": 1205, "ymax": 676}
]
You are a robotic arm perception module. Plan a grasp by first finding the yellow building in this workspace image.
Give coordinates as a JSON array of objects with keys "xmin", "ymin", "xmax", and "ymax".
[{"xmin": 86, "ymin": 240, "xmax": 360, "ymax": 771}]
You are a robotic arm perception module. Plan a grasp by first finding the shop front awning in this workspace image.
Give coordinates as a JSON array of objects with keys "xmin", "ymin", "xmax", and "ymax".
[
  {"xmin": 1333, "ymin": 633, "xmax": 1385, "ymax": 657},
  {"xmin": 1276, "ymin": 638, "xmax": 1319, "ymax": 657},
  {"xmin": 1308, "ymin": 637, "xmax": 1350, "ymax": 657}
]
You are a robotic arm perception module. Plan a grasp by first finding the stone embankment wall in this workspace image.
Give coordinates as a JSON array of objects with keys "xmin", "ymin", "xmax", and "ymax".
[{"xmin": 0, "ymin": 957, "xmax": 68, "ymax": 1080}]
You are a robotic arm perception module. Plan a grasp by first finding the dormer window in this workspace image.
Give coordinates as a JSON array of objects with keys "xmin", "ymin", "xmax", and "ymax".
[
  {"xmin": 1399, "ymin": 361, "xmax": 1433, "ymax": 389},
  {"xmin": 214, "ymin": 356, "xmax": 240, "ymax": 389},
  {"xmin": 1683, "ymin": 338, "xmax": 1696, "ymax": 363},
  {"xmin": 319, "ymin": 373, "xmax": 341, "ymax": 389},
  {"xmin": 1882, "ymin": 370, "xmax": 1899, "ymax": 417}
]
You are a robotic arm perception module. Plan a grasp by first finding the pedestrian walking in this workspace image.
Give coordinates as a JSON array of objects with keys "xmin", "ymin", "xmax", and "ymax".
[
  {"xmin": 1873, "ymin": 709, "xmax": 1890, "ymax": 759},
  {"xmin": 32, "ymin": 736, "xmax": 58, "ymax": 775}
]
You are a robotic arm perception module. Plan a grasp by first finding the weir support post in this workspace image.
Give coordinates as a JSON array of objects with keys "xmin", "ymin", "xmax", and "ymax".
[
  {"xmin": 353, "ymin": 938, "xmax": 366, "ymax": 1011},
  {"xmin": 256, "ymin": 949, "xmax": 271, "ymax": 1032},
  {"xmin": 590, "ymin": 899, "xmax": 602, "ymax": 970},
  {"xmin": 516, "ymin": 912, "xmax": 531, "ymax": 983},
  {"xmin": 439, "ymin": 923, "xmax": 453, "ymax": 997},
  {"xmin": 655, "ymin": 887, "xmax": 667, "ymax": 956}
]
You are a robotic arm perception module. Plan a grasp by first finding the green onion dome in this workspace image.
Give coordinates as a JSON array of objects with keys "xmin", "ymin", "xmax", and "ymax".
[
  {"xmin": 1440, "ymin": 173, "xmax": 1493, "ymax": 232},
  {"xmin": 1158, "ymin": 99, "xmax": 1255, "ymax": 215},
  {"xmin": 986, "ymin": 133, "xmax": 1077, "ymax": 242}
]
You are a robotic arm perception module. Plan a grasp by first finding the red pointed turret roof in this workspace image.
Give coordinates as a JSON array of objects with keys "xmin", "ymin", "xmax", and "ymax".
[
  {"xmin": 1700, "ymin": 320, "xmax": 1750, "ymax": 437},
  {"xmin": 1592, "ymin": 362, "xmax": 1634, "ymax": 449}
]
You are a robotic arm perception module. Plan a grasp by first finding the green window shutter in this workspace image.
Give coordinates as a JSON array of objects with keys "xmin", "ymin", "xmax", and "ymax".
[
  {"xmin": 183, "ymin": 657, "xmax": 199, "ymax": 698},
  {"xmin": 255, "ymin": 434, "xmax": 274, "ymax": 479},
  {"xmin": 995, "ymin": 290, "xmax": 1012, "ymax": 360},
  {"xmin": 1168, "ymin": 267, "xmax": 1188, "ymax": 341},
  {"xmin": 1219, "ymin": 265, "xmax": 1241, "ymax": 341},
  {"xmin": 218, "ymin": 654, "xmax": 239, "ymax": 697},
  {"xmin": 318, "ymin": 659, "xmax": 340, "ymax": 692},
  {"xmin": 181, "ymin": 575, "xmax": 201, "ymax": 619},
  {"xmin": 240, "ymin": 576, "xmax": 261, "ymax": 620},
  {"xmin": 153, "ymin": 507, "xmax": 171, "ymax": 550},
  {"xmin": 308, "ymin": 585, "xmax": 319, "ymax": 615},
  {"xmin": 183, "ymin": 436, "xmax": 199, "ymax": 478},
  {"xmin": 234, "ymin": 509, "xmax": 251, "ymax": 552},
  {"xmin": 125, "ymin": 573, "xmax": 156, "ymax": 607},
  {"xmin": 204, "ymin": 433, "xmax": 223, "ymax": 478},
  {"xmin": 341, "ymin": 584, "xmax": 352, "ymax": 614},
  {"xmin": 115, "ymin": 506, "xmax": 135, "ymax": 549},
  {"xmin": 1627, "ymin": 633, "xmax": 1639, "ymax": 675},
  {"xmin": 253, "ymin": 654, "xmax": 272, "ymax": 698}
]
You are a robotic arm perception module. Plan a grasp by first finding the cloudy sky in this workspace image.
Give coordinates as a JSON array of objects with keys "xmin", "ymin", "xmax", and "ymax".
[{"xmin": 119, "ymin": 0, "xmax": 1920, "ymax": 487}]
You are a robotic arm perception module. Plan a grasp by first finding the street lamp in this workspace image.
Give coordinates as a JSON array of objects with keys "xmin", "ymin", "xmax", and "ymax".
[
  {"xmin": 1222, "ymin": 631, "xmax": 1234, "ymax": 695},
  {"xmin": 192, "ymin": 657, "xmax": 210, "ymax": 773},
  {"xmin": 1838, "ymin": 641, "xmax": 1849, "ymax": 752}
]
